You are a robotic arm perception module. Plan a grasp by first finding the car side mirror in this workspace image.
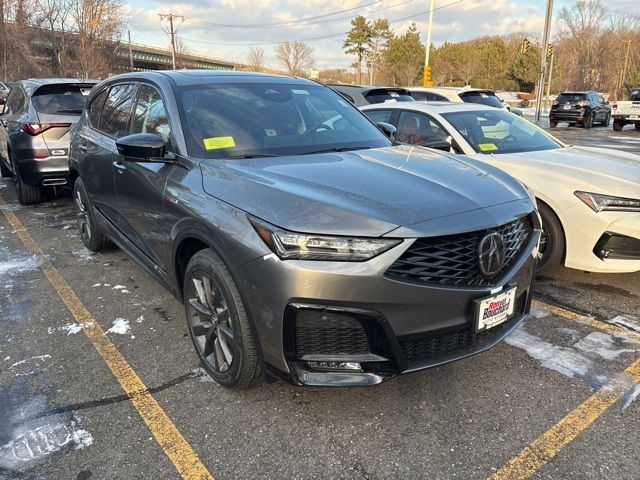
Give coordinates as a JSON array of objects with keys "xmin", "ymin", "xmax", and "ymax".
[
  {"xmin": 376, "ymin": 122, "xmax": 397, "ymax": 141},
  {"xmin": 116, "ymin": 133, "xmax": 166, "ymax": 161},
  {"xmin": 424, "ymin": 140, "xmax": 452, "ymax": 152}
]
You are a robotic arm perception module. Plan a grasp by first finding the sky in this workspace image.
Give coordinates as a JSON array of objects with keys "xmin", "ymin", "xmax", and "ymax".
[{"xmin": 125, "ymin": 0, "xmax": 636, "ymax": 71}]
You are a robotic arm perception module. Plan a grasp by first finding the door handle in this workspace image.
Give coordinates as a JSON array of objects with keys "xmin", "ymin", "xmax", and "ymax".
[
  {"xmin": 78, "ymin": 144, "xmax": 88, "ymax": 152},
  {"xmin": 113, "ymin": 160, "xmax": 126, "ymax": 173}
]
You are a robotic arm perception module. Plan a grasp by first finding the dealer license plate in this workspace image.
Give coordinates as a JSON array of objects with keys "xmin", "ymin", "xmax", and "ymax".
[
  {"xmin": 475, "ymin": 287, "xmax": 517, "ymax": 332},
  {"xmin": 630, "ymin": 115, "xmax": 639, "ymax": 120},
  {"xmin": 563, "ymin": 104, "xmax": 571, "ymax": 110}
]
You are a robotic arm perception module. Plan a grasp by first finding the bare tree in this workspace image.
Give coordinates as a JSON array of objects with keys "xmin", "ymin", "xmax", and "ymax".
[
  {"xmin": 246, "ymin": 46, "xmax": 266, "ymax": 72},
  {"xmin": 274, "ymin": 41, "xmax": 313, "ymax": 77},
  {"xmin": 174, "ymin": 37, "xmax": 190, "ymax": 68},
  {"xmin": 39, "ymin": 0, "xmax": 74, "ymax": 75}
]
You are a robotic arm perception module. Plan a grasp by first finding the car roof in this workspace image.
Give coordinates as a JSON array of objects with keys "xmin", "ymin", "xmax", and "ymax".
[
  {"xmin": 361, "ymin": 101, "xmax": 498, "ymax": 114},
  {"xmin": 104, "ymin": 70, "xmax": 316, "ymax": 87}
]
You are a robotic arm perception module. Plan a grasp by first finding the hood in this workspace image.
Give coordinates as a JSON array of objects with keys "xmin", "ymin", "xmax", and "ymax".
[
  {"xmin": 506, "ymin": 146, "xmax": 640, "ymax": 188},
  {"xmin": 200, "ymin": 145, "xmax": 529, "ymax": 237}
]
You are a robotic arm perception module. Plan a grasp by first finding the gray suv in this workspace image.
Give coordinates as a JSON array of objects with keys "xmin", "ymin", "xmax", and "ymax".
[
  {"xmin": 0, "ymin": 78, "xmax": 97, "ymax": 204},
  {"xmin": 70, "ymin": 71, "xmax": 541, "ymax": 388}
]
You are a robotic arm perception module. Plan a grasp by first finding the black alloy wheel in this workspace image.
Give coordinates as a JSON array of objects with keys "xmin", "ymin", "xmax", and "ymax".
[
  {"xmin": 73, "ymin": 177, "xmax": 116, "ymax": 252},
  {"xmin": 536, "ymin": 202, "xmax": 565, "ymax": 274},
  {"xmin": 184, "ymin": 249, "xmax": 263, "ymax": 388}
]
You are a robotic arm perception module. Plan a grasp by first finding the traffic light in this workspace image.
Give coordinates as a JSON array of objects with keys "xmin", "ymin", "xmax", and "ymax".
[
  {"xmin": 547, "ymin": 44, "xmax": 554, "ymax": 58},
  {"xmin": 423, "ymin": 66, "xmax": 433, "ymax": 87},
  {"xmin": 521, "ymin": 38, "xmax": 530, "ymax": 55}
]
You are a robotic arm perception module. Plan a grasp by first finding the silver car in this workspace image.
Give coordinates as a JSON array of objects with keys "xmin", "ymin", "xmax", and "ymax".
[{"xmin": 0, "ymin": 78, "xmax": 97, "ymax": 204}]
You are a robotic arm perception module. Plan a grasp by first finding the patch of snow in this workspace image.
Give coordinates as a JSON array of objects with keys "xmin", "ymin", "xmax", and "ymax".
[
  {"xmin": 10, "ymin": 355, "xmax": 51, "ymax": 369},
  {"xmin": 72, "ymin": 249, "xmax": 96, "ymax": 261},
  {"xmin": 47, "ymin": 323, "xmax": 94, "ymax": 335},
  {"xmin": 573, "ymin": 332, "xmax": 636, "ymax": 360},
  {"xmin": 622, "ymin": 383, "xmax": 640, "ymax": 410},
  {"xmin": 135, "ymin": 315, "xmax": 144, "ymax": 323},
  {"xmin": 121, "ymin": 289, "xmax": 130, "ymax": 294},
  {"xmin": 0, "ymin": 203, "xmax": 21, "ymax": 211},
  {"xmin": 112, "ymin": 285, "xmax": 126, "ymax": 290},
  {"xmin": 191, "ymin": 367, "xmax": 217, "ymax": 383},
  {"xmin": 0, "ymin": 256, "xmax": 41, "ymax": 276},
  {"xmin": 106, "ymin": 318, "xmax": 130, "ymax": 335},
  {"xmin": 610, "ymin": 315, "xmax": 640, "ymax": 334},
  {"xmin": 91, "ymin": 283, "xmax": 101, "ymax": 287}
]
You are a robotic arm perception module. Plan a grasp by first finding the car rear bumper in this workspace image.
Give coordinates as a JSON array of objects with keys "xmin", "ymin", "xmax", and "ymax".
[
  {"xmin": 549, "ymin": 111, "xmax": 586, "ymax": 122},
  {"xmin": 237, "ymin": 221, "xmax": 541, "ymax": 386},
  {"xmin": 15, "ymin": 157, "xmax": 69, "ymax": 186}
]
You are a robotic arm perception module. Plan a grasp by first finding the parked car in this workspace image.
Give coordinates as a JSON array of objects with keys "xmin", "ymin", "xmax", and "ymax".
[
  {"xmin": 70, "ymin": 70, "xmax": 540, "ymax": 388},
  {"xmin": 549, "ymin": 91, "xmax": 611, "ymax": 128},
  {"xmin": 0, "ymin": 78, "xmax": 97, "ymax": 204},
  {"xmin": 361, "ymin": 101, "xmax": 640, "ymax": 274},
  {"xmin": 611, "ymin": 88, "xmax": 640, "ymax": 131},
  {"xmin": 326, "ymin": 84, "xmax": 415, "ymax": 107},
  {"xmin": 406, "ymin": 86, "xmax": 523, "ymax": 116}
]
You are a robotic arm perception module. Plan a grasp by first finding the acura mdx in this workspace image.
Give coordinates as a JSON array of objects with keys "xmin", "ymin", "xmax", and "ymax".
[{"xmin": 69, "ymin": 71, "xmax": 541, "ymax": 388}]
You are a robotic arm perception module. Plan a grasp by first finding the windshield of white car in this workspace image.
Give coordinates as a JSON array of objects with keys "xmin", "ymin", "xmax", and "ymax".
[
  {"xmin": 442, "ymin": 110, "xmax": 562, "ymax": 154},
  {"xmin": 177, "ymin": 83, "xmax": 391, "ymax": 159}
]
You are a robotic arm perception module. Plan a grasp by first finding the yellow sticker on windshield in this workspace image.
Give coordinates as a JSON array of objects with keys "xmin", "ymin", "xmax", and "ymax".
[
  {"xmin": 203, "ymin": 136, "xmax": 236, "ymax": 150},
  {"xmin": 478, "ymin": 143, "xmax": 498, "ymax": 151}
]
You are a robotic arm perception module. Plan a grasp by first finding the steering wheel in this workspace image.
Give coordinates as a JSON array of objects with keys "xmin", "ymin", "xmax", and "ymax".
[
  {"xmin": 301, "ymin": 123, "xmax": 333, "ymax": 143},
  {"xmin": 495, "ymin": 135, "xmax": 517, "ymax": 149}
]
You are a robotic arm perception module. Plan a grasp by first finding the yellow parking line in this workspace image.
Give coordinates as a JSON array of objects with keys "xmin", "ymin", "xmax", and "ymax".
[
  {"xmin": 0, "ymin": 196, "xmax": 214, "ymax": 480},
  {"xmin": 488, "ymin": 357, "xmax": 640, "ymax": 480},
  {"xmin": 533, "ymin": 299, "xmax": 640, "ymax": 343}
]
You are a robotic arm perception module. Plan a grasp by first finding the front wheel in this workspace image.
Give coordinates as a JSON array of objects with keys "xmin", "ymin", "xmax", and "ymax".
[
  {"xmin": 549, "ymin": 119, "xmax": 558, "ymax": 128},
  {"xmin": 583, "ymin": 113, "xmax": 594, "ymax": 129},
  {"xmin": 536, "ymin": 202, "xmax": 565, "ymax": 275},
  {"xmin": 184, "ymin": 249, "xmax": 263, "ymax": 388}
]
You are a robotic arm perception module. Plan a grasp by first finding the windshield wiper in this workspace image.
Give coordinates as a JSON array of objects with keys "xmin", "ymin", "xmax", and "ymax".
[
  {"xmin": 225, "ymin": 153, "xmax": 279, "ymax": 159},
  {"xmin": 302, "ymin": 146, "xmax": 370, "ymax": 155},
  {"xmin": 56, "ymin": 109, "xmax": 83, "ymax": 114}
]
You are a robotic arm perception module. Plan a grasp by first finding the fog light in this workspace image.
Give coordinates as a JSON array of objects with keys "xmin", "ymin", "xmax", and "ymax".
[{"xmin": 307, "ymin": 361, "xmax": 362, "ymax": 371}]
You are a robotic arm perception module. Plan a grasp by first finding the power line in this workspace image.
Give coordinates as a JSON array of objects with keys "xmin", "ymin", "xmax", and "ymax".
[
  {"xmin": 180, "ymin": 0, "xmax": 462, "ymax": 46},
  {"xmin": 187, "ymin": 0, "xmax": 389, "ymax": 29}
]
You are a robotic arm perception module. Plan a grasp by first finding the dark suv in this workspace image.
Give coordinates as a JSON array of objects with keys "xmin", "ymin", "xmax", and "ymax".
[
  {"xmin": 0, "ymin": 78, "xmax": 97, "ymax": 204},
  {"xmin": 327, "ymin": 84, "xmax": 415, "ymax": 107},
  {"xmin": 549, "ymin": 91, "xmax": 611, "ymax": 128},
  {"xmin": 70, "ymin": 70, "xmax": 540, "ymax": 388}
]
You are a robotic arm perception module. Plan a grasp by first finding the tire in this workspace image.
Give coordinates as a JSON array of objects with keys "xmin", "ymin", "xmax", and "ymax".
[
  {"xmin": 549, "ymin": 119, "xmax": 557, "ymax": 128},
  {"xmin": 184, "ymin": 249, "xmax": 263, "ymax": 388},
  {"xmin": 536, "ymin": 202, "xmax": 565, "ymax": 275},
  {"xmin": 613, "ymin": 120, "xmax": 624, "ymax": 132},
  {"xmin": 583, "ymin": 113, "xmax": 594, "ymax": 129},
  {"xmin": 635, "ymin": 123, "xmax": 640, "ymax": 130},
  {"xmin": 73, "ymin": 177, "xmax": 116, "ymax": 252},
  {"xmin": 601, "ymin": 113, "xmax": 610, "ymax": 127},
  {"xmin": 13, "ymin": 157, "xmax": 41, "ymax": 205}
]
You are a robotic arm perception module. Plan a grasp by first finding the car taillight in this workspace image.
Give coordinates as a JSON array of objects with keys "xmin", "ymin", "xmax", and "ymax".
[
  {"xmin": 578, "ymin": 100, "xmax": 589, "ymax": 107},
  {"xmin": 552, "ymin": 101, "xmax": 559, "ymax": 106},
  {"xmin": 612, "ymin": 103, "xmax": 618, "ymax": 110},
  {"xmin": 20, "ymin": 123, "xmax": 71, "ymax": 136}
]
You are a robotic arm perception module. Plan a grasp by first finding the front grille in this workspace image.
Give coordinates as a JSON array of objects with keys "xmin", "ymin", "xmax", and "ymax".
[
  {"xmin": 294, "ymin": 310, "xmax": 370, "ymax": 357},
  {"xmin": 386, "ymin": 216, "xmax": 532, "ymax": 287},
  {"xmin": 400, "ymin": 295, "xmax": 525, "ymax": 366}
]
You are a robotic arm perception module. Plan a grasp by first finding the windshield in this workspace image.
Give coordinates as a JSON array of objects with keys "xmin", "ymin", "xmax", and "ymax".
[
  {"xmin": 460, "ymin": 92, "xmax": 504, "ymax": 109},
  {"xmin": 177, "ymin": 83, "xmax": 391, "ymax": 158},
  {"xmin": 32, "ymin": 84, "xmax": 94, "ymax": 114},
  {"xmin": 442, "ymin": 110, "xmax": 562, "ymax": 154}
]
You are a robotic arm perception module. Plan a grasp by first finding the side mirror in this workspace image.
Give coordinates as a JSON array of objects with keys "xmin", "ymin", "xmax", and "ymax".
[
  {"xmin": 116, "ymin": 133, "xmax": 166, "ymax": 161},
  {"xmin": 424, "ymin": 140, "xmax": 452, "ymax": 152},
  {"xmin": 376, "ymin": 122, "xmax": 397, "ymax": 141}
]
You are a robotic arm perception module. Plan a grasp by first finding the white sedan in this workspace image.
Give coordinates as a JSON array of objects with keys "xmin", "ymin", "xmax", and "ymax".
[{"xmin": 361, "ymin": 102, "xmax": 640, "ymax": 274}]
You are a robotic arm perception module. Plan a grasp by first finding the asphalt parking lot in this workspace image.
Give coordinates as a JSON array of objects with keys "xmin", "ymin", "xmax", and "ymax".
[{"xmin": 1, "ymin": 124, "xmax": 639, "ymax": 480}]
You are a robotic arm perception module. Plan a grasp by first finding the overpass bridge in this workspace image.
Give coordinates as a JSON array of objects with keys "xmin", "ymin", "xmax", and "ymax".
[{"xmin": 114, "ymin": 43, "xmax": 236, "ymax": 72}]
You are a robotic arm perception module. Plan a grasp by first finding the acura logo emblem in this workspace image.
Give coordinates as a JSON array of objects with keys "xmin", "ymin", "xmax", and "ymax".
[{"xmin": 478, "ymin": 232, "xmax": 506, "ymax": 276}]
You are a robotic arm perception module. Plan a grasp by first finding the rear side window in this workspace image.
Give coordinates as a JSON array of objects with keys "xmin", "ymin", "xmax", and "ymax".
[
  {"xmin": 32, "ymin": 84, "xmax": 93, "ymax": 115},
  {"xmin": 629, "ymin": 90, "xmax": 640, "ymax": 101},
  {"xmin": 363, "ymin": 109, "xmax": 394, "ymax": 124},
  {"xmin": 556, "ymin": 93, "xmax": 586, "ymax": 103},
  {"xmin": 100, "ymin": 84, "xmax": 137, "ymax": 138},
  {"xmin": 4, "ymin": 87, "xmax": 26, "ymax": 115},
  {"xmin": 88, "ymin": 89, "xmax": 108, "ymax": 128}
]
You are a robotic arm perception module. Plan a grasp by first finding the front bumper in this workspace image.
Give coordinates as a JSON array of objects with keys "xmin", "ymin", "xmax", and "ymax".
[
  {"xmin": 561, "ymin": 203, "xmax": 640, "ymax": 273},
  {"xmin": 237, "ymin": 226, "xmax": 540, "ymax": 386}
]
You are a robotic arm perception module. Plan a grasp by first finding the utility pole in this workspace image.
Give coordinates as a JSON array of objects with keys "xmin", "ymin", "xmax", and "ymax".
[
  {"xmin": 159, "ymin": 13, "xmax": 185, "ymax": 70},
  {"xmin": 544, "ymin": 51, "xmax": 554, "ymax": 113},
  {"xmin": 423, "ymin": 0, "xmax": 435, "ymax": 87},
  {"xmin": 128, "ymin": 30, "xmax": 134, "ymax": 71},
  {"xmin": 535, "ymin": 0, "xmax": 554, "ymax": 124}
]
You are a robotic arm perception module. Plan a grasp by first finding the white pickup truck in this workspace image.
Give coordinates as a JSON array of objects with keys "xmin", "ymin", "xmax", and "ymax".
[{"xmin": 611, "ymin": 88, "xmax": 640, "ymax": 131}]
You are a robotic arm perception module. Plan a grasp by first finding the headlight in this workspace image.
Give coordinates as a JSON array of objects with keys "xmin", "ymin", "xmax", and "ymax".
[
  {"xmin": 574, "ymin": 191, "xmax": 640, "ymax": 212},
  {"xmin": 249, "ymin": 217, "xmax": 401, "ymax": 261}
]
